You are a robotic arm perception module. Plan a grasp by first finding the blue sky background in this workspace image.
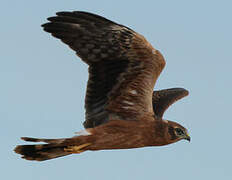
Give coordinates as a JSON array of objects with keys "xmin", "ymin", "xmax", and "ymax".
[{"xmin": 1, "ymin": 0, "xmax": 232, "ymax": 179}]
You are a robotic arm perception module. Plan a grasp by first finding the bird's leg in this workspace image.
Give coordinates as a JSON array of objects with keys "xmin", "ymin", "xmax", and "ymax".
[{"xmin": 64, "ymin": 143, "xmax": 91, "ymax": 154}]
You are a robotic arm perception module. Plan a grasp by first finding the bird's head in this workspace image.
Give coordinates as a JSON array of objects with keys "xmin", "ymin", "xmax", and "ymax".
[{"xmin": 166, "ymin": 120, "xmax": 190, "ymax": 143}]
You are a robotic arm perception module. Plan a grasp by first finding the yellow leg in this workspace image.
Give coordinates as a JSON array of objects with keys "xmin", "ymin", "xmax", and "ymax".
[{"xmin": 64, "ymin": 143, "xmax": 91, "ymax": 154}]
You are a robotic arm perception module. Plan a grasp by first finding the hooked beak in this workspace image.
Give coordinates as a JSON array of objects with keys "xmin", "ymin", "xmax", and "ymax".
[{"xmin": 184, "ymin": 133, "xmax": 191, "ymax": 142}]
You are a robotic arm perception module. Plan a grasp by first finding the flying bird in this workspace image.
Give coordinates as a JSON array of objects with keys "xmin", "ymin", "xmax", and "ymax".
[{"xmin": 14, "ymin": 11, "xmax": 190, "ymax": 161}]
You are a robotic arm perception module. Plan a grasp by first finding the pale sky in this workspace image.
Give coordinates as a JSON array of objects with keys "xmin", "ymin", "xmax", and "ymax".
[{"xmin": 1, "ymin": 0, "xmax": 232, "ymax": 179}]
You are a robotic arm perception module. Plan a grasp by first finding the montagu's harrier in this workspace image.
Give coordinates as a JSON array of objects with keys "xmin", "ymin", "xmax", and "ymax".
[{"xmin": 14, "ymin": 11, "xmax": 190, "ymax": 161}]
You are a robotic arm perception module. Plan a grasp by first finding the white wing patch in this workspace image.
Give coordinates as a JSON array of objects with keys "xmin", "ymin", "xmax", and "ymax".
[
  {"xmin": 122, "ymin": 106, "xmax": 130, "ymax": 109},
  {"xmin": 123, "ymin": 100, "xmax": 134, "ymax": 105},
  {"xmin": 75, "ymin": 129, "xmax": 92, "ymax": 136},
  {"xmin": 130, "ymin": 90, "xmax": 138, "ymax": 95}
]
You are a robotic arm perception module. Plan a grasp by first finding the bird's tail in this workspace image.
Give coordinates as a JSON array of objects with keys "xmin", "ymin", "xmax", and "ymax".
[{"xmin": 14, "ymin": 137, "xmax": 91, "ymax": 161}]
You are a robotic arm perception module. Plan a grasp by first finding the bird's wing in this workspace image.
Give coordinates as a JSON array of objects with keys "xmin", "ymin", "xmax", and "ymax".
[
  {"xmin": 42, "ymin": 11, "xmax": 166, "ymax": 128},
  {"xmin": 152, "ymin": 88, "xmax": 189, "ymax": 118}
]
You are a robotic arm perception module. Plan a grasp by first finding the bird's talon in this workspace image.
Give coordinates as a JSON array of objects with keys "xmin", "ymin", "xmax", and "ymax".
[{"xmin": 64, "ymin": 143, "xmax": 91, "ymax": 154}]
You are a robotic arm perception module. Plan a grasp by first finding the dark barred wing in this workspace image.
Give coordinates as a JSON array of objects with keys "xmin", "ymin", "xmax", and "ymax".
[
  {"xmin": 42, "ymin": 11, "xmax": 166, "ymax": 128},
  {"xmin": 152, "ymin": 88, "xmax": 189, "ymax": 118}
]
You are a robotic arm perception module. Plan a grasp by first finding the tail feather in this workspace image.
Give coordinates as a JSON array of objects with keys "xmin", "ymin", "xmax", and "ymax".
[
  {"xmin": 14, "ymin": 144, "xmax": 71, "ymax": 161},
  {"xmin": 21, "ymin": 137, "xmax": 66, "ymax": 143},
  {"xmin": 14, "ymin": 137, "xmax": 72, "ymax": 161}
]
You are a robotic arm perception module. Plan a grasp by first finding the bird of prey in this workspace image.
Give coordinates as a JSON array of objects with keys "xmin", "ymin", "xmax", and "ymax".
[{"xmin": 14, "ymin": 11, "xmax": 190, "ymax": 161}]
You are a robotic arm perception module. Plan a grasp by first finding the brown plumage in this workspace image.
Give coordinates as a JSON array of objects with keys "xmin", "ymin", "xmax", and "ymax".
[{"xmin": 14, "ymin": 11, "xmax": 190, "ymax": 161}]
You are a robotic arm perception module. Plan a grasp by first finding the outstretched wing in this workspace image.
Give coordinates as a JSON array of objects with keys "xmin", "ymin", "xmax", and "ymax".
[
  {"xmin": 42, "ymin": 11, "xmax": 166, "ymax": 128},
  {"xmin": 152, "ymin": 88, "xmax": 189, "ymax": 118}
]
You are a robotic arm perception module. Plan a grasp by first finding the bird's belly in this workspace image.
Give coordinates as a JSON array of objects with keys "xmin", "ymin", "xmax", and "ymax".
[{"xmin": 88, "ymin": 133, "xmax": 150, "ymax": 150}]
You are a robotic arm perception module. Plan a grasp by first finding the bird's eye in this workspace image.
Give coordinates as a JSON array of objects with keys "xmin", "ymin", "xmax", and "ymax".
[{"xmin": 175, "ymin": 128, "xmax": 184, "ymax": 136}]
